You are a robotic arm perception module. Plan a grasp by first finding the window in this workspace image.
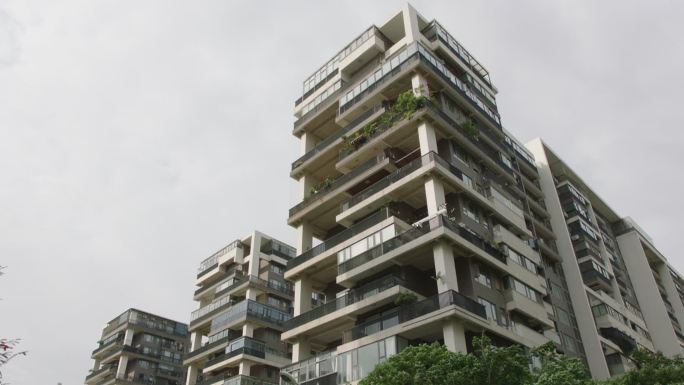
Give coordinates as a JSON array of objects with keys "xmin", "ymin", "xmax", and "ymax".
[
  {"xmin": 462, "ymin": 174, "xmax": 474, "ymax": 189},
  {"xmin": 507, "ymin": 277, "xmax": 539, "ymax": 302},
  {"xmin": 475, "ymin": 267, "xmax": 492, "ymax": 288},
  {"xmin": 504, "ymin": 246, "xmax": 537, "ymax": 273},
  {"xmin": 555, "ymin": 306, "xmax": 571, "ymax": 326},
  {"xmin": 462, "ymin": 202, "xmax": 480, "ymax": 223},
  {"xmin": 270, "ymin": 264, "xmax": 285, "ymax": 275},
  {"xmin": 500, "ymin": 153, "xmax": 513, "ymax": 169}
]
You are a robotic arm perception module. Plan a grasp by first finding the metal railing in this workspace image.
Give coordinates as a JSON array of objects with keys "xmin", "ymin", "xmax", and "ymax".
[
  {"xmin": 294, "ymin": 80, "xmax": 343, "ymax": 129},
  {"xmin": 208, "ymin": 300, "xmax": 292, "ymax": 332},
  {"xmin": 289, "ymin": 153, "xmax": 387, "ymax": 218},
  {"xmin": 347, "ymin": 290, "xmax": 486, "ymax": 340},
  {"xmin": 283, "ymin": 275, "xmax": 405, "ymax": 331},
  {"xmin": 287, "ymin": 207, "xmax": 398, "ymax": 270},
  {"xmin": 341, "ymin": 152, "xmax": 436, "ymax": 212},
  {"xmin": 338, "ymin": 214, "xmax": 506, "ymax": 275},
  {"xmin": 198, "ymin": 240, "xmax": 243, "ymax": 277},
  {"xmin": 291, "ymin": 103, "xmax": 384, "ymax": 171},
  {"xmin": 185, "ymin": 329, "xmax": 240, "ymax": 361}
]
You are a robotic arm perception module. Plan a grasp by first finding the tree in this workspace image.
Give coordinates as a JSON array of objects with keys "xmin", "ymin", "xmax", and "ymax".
[
  {"xmin": 360, "ymin": 337, "xmax": 595, "ymax": 385},
  {"xmin": 605, "ymin": 348, "xmax": 684, "ymax": 385},
  {"xmin": 0, "ymin": 266, "xmax": 27, "ymax": 385}
]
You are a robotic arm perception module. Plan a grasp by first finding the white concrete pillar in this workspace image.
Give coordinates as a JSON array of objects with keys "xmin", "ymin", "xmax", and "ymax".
[
  {"xmin": 122, "ymin": 328, "xmax": 134, "ymax": 346},
  {"xmin": 412, "ymin": 73, "xmax": 429, "ymax": 98},
  {"xmin": 292, "ymin": 339, "xmax": 311, "ymax": 363},
  {"xmin": 242, "ymin": 323, "xmax": 254, "ymax": 338},
  {"xmin": 433, "ymin": 241, "xmax": 458, "ymax": 293},
  {"xmin": 247, "ymin": 232, "xmax": 263, "ymax": 278},
  {"xmin": 185, "ymin": 365, "xmax": 199, "ymax": 385},
  {"xmin": 297, "ymin": 223, "xmax": 313, "ymax": 255},
  {"xmin": 115, "ymin": 355, "xmax": 129, "ymax": 379},
  {"xmin": 443, "ymin": 319, "xmax": 467, "ymax": 353},
  {"xmin": 245, "ymin": 287, "xmax": 257, "ymax": 301},
  {"xmin": 424, "ymin": 178, "xmax": 446, "ymax": 216},
  {"xmin": 401, "ymin": 3, "xmax": 422, "ymax": 43},
  {"xmin": 417, "ymin": 121, "xmax": 437, "ymax": 156},
  {"xmin": 294, "ymin": 278, "xmax": 313, "ymax": 316},
  {"xmin": 239, "ymin": 361, "xmax": 252, "ymax": 376},
  {"xmin": 190, "ymin": 332, "xmax": 202, "ymax": 351}
]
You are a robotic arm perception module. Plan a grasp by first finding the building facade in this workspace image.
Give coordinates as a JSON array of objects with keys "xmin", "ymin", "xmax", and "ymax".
[
  {"xmin": 184, "ymin": 231, "xmax": 297, "ymax": 385},
  {"xmin": 85, "ymin": 309, "xmax": 189, "ymax": 385},
  {"xmin": 282, "ymin": 4, "xmax": 584, "ymax": 385},
  {"xmin": 527, "ymin": 139, "xmax": 684, "ymax": 377}
]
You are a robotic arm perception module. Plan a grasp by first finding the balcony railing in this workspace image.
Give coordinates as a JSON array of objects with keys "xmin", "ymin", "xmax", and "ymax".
[
  {"xmin": 209, "ymin": 300, "xmax": 292, "ymax": 332},
  {"xmin": 198, "ymin": 240, "xmax": 243, "ymax": 277},
  {"xmin": 287, "ymin": 207, "xmax": 398, "ymax": 270},
  {"xmin": 289, "ymin": 153, "xmax": 387, "ymax": 218},
  {"xmin": 205, "ymin": 336, "xmax": 289, "ymax": 368},
  {"xmin": 185, "ymin": 329, "xmax": 240, "ymax": 361},
  {"xmin": 191, "ymin": 296, "xmax": 235, "ymax": 324},
  {"xmin": 294, "ymin": 80, "xmax": 343, "ymax": 129},
  {"xmin": 298, "ymin": 26, "xmax": 388, "ymax": 105},
  {"xmin": 291, "ymin": 103, "xmax": 384, "ymax": 171},
  {"xmin": 85, "ymin": 366, "xmax": 114, "ymax": 381},
  {"xmin": 338, "ymin": 214, "xmax": 506, "ymax": 275},
  {"xmin": 194, "ymin": 272, "xmax": 245, "ymax": 297},
  {"xmin": 348, "ymin": 289, "xmax": 486, "ymax": 341},
  {"xmin": 92, "ymin": 335, "xmax": 123, "ymax": 355},
  {"xmin": 283, "ymin": 275, "xmax": 405, "ymax": 331},
  {"xmin": 341, "ymin": 152, "xmax": 436, "ymax": 212}
]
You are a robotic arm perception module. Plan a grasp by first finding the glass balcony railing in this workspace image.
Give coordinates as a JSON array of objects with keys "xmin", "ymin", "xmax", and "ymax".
[
  {"xmin": 294, "ymin": 80, "xmax": 343, "ymax": 129},
  {"xmin": 92, "ymin": 335, "xmax": 123, "ymax": 355},
  {"xmin": 191, "ymin": 296, "xmax": 235, "ymax": 323},
  {"xmin": 205, "ymin": 336, "xmax": 289, "ymax": 368},
  {"xmin": 283, "ymin": 275, "xmax": 405, "ymax": 331},
  {"xmin": 338, "ymin": 215, "xmax": 507, "ymax": 275},
  {"xmin": 340, "ymin": 152, "xmax": 436, "ymax": 212},
  {"xmin": 291, "ymin": 103, "xmax": 384, "ymax": 171},
  {"xmin": 185, "ymin": 329, "xmax": 241, "ymax": 361},
  {"xmin": 287, "ymin": 207, "xmax": 399, "ymax": 270},
  {"xmin": 298, "ymin": 26, "xmax": 389, "ymax": 105},
  {"xmin": 198, "ymin": 240, "xmax": 243, "ymax": 277},
  {"xmin": 209, "ymin": 300, "xmax": 292, "ymax": 333},
  {"xmin": 347, "ymin": 290, "xmax": 486, "ymax": 341},
  {"xmin": 289, "ymin": 153, "xmax": 387, "ymax": 218},
  {"xmin": 197, "ymin": 374, "xmax": 278, "ymax": 385}
]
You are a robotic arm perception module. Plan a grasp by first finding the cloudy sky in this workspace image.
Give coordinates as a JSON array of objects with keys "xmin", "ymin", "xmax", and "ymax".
[{"xmin": 1, "ymin": 0, "xmax": 683, "ymax": 383}]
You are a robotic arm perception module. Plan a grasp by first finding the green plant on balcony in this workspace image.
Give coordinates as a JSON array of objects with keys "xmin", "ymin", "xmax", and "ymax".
[
  {"xmin": 309, "ymin": 176, "xmax": 336, "ymax": 196},
  {"xmin": 394, "ymin": 292, "xmax": 418, "ymax": 306},
  {"xmin": 341, "ymin": 90, "xmax": 429, "ymax": 155},
  {"xmin": 463, "ymin": 119, "xmax": 479, "ymax": 139}
]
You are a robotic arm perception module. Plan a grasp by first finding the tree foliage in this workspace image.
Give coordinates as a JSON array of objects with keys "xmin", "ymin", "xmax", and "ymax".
[
  {"xmin": 360, "ymin": 337, "xmax": 684, "ymax": 385},
  {"xmin": 1, "ymin": 266, "xmax": 27, "ymax": 385}
]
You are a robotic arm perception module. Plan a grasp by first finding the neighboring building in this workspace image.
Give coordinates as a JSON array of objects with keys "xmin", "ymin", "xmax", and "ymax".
[
  {"xmin": 282, "ymin": 4, "xmax": 582, "ymax": 385},
  {"xmin": 85, "ymin": 308, "xmax": 189, "ymax": 385},
  {"xmin": 527, "ymin": 139, "xmax": 684, "ymax": 376},
  {"xmin": 184, "ymin": 231, "xmax": 297, "ymax": 385}
]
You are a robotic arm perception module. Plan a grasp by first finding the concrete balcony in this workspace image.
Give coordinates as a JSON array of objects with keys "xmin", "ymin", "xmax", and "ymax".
[
  {"xmin": 487, "ymin": 189, "xmax": 529, "ymax": 236},
  {"xmin": 203, "ymin": 337, "xmax": 290, "ymax": 374},
  {"xmin": 504, "ymin": 289, "xmax": 554, "ymax": 329},
  {"xmin": 493, "ymin": 225, "xmax": 539, "ymax": 264},
  {"xmin": 514, "ymin": 323, "xmax": 550, "ymax": 347},
  {"xmin": 84, "ymin": 366, "xmax": 116, "ymax": 385},
  {"xmin": 196, "ymin": 240, "xmax": 244, "ymax": 286},
  {"xmin": 281, "ymin": 276, "xmax": 417, "ymax": 345},
  {"xmin": 506, "ymin": 259, "xmax": 546, "ymax": 295}
]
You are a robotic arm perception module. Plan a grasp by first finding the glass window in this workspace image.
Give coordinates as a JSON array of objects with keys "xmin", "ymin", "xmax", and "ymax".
[{"xmin": 478, "ymin": 298, "xmax": 497, "ymax": 321}]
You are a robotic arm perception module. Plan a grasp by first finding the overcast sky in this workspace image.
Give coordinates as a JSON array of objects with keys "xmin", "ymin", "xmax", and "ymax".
[{"xmin": 1, "ymin": 1, "xmax": 683, "ymax": 384}]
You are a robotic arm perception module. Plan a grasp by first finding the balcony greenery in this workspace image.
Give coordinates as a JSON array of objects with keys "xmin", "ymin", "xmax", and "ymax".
[{"xmin": 341, "ymin": 90, "xmax": 429, "ymax": 155}]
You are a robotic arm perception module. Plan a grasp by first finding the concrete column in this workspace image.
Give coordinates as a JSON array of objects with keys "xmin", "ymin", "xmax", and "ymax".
[
  {"xmin": 115, "ymin": 355, "xmax": 129, "ymax": 379},
  {"xmin": 417, "ymin": 121, "xmax": 437, "ymax": 156},
  {"xmin": 123, "ymin": 328, "xmax": 134, "ymax": 346},
  {"xmin": 412, "ymin": 73, "xmax": 429, "ymax": 97},
  {"xmin": 190, "ymin": 332, "xmax": 202, "ymax": 351},
  {"xmin": 239, "ymin": 361, "xmax": 252, "ymax": 376},
  {"xmin": 659, "ymin": 263, "xmax": 684, "ymax": 336},
  {"xmin": 297, "ymin": 223, "xmax": 313, "ymax": 255},
  {"xmin": 526, "ymin": 138, "xmax": 611, "ymax": 379},
  {"xmin": 185, "ymin": 365, "xmax": 199, "ymax": 385},
  {"xmin": 294, "ymin": 277, "xmax": 313, "ymax": 316},
  {"xmin": 292, "ymin": 339, "xmax": 311, "ymax": 363},
  {"xmin": 424, "ymin": 178, "xmax": 446, "ymax": 216},
  {"xmin": 93, "ymin": 359, "xmax": 101, "ymax": 371},
  {"xmin": 247, "ymin": 231, "xmax": 263, "ymax": 277},
  {"xmin": 443, "ymin": 319, "xmax": 467, "ymax": 353},
  {"xmin": 433, "ymin": 241, "xmax": 458, "ymax": 293},
  {"xmin": 242, "ymin": 323, "xmax": 254, "ymax": 338},
  {"xmin": 618, "ymin": 231, "xmax": 683, "ymax": 357},
  {"xmin": 245, "ymin": 287, "xmax": 257, "ymax": 301},
  {"xmin": 401, "ymin": 3, "xmax": 422, "ymax": 43}
]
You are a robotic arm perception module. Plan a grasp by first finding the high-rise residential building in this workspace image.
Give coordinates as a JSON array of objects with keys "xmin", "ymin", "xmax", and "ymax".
[
  {"xmin": 528, "ymin": 139, "xmax": 684, "ymax": 377},
  {"xmin": 85, "ymin": 308, "xmax": 189, "ymax": 385},
  {"xmin": 279, "ymin": 3, "xmax": 684, "ymax": 384},
  {"xmin": 184, "ymin": 231, "xmax": 298, "ymax": 385},
  {"xmin": 282, "ymin": 4, "xmax": 582, "ymax": 384}
]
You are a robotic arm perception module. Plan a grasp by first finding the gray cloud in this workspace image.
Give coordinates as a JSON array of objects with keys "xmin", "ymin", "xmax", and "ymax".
[{"xmin": 1, "ymin": 1, "xmax": 683, "ymax": 384}]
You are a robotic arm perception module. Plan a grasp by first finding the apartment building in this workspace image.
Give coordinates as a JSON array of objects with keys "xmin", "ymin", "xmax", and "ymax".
[
  {"xmin": 281, "ymin": 5, "xmax": 584, "ymax": 384},
  {"xmin": 528, "ymin": 139, "xmax": 684, "ymax": 377},
  {"xmin": 85, "ymin": 309, "xmax": 189, "ymax": 385},
  {"xmin": 184, "ymin": 231, "xmax": 297, "ymax": 385}
]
